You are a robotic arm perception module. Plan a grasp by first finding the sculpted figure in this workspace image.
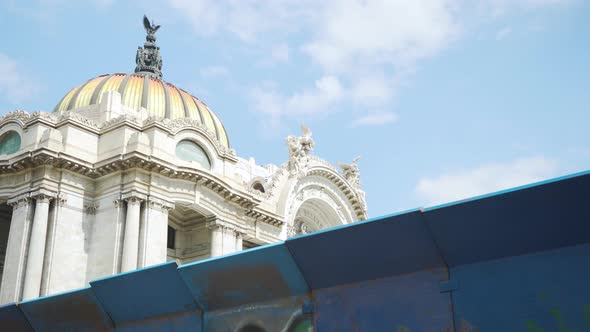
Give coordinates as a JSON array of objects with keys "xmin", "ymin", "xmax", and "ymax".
[
  {"xmin": 143, "ymin": 15, "xmax": 161, "ymax": 43},
  {"xmin": 286, "ymin": 124, "xmax": 315, "ymax": 177},
  {"xmin": 338, "ymin": 156, "xmax": 361, "ymax": 188}
]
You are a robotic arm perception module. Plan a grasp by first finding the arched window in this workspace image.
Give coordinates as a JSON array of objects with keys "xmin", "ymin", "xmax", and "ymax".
[
  {"xmin": 0, "ymin": 131, "xmax": 21, "ymax": 155},
  {"xmin": 175, "ymin": 140, "xmax": 211, "ymax": 169},
  {"xmin": 252, "ymin": 181, "xmax": 265, "ymax": 193}
]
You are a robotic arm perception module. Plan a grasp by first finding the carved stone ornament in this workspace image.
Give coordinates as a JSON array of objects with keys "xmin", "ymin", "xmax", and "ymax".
[
  {"xmin": 337, "ymin": 156, "xmax": 361, "ymax": 188},
  {"xmin": 286, "ymin": 124, "xmax": 315, "ymax": 177},
  {"xmin": 8, "ymin": 196, "xmax": 31, "ymax": 210},
  {"xmin": 0, "ymin": 110, "xmax": 31, "ymax": 125},
  {"xmin": 84, "ymin": 202, "xmax": 99, "ymax": 214}
]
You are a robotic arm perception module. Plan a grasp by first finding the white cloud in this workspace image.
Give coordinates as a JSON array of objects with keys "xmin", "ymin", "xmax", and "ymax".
[
  {"xmin": 352, "ymin": 111, "xmax": 397, "ymax": 127},
  {"xmin": 165, "ymin": 0, "xmax": 575, "ymax": 130},
  {"xmin": 484, "ymin": 0, "xmax": 575, "ymax": 16},
  {"xmin": 303, "ymin": 0, "xmax": 459, "ymax": 72},
  {"xmin": 199, "ymin": 65, "xmax": 229, "ymax": 79},
  {"xmin": 250, "ymin": 76, "xmax": 344, "ymax": 128},
  {"xmin": 495, "ymin": 26, "xmax": 512, "ymax": 40},
  {"xmin": 415, "ymin": 156, "xmax": 558, "ymax": 206},
  {"xmin": 166, "ymin": 0, "xmax": 314, "ymax": 42},
  {"xmin": 270, "ymin": 43, "xmax": 290, "ymax": 63},
  {"xmin": 0, "ymin": 53, "xmax": 38, "ymax": 104},
  {"xmin": 351, "ymin": 74, "xmax": 396, "ymax": 106}
]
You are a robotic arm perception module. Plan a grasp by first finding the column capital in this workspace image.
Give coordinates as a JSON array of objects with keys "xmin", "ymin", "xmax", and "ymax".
[
  {"xmin": 146, "ymin": 197, "xmax": 174, "ymax": 212},
  {"xmin": 6, "ymin": 197, "xmax": 31, "ymax": 210},
  {"xmin": 84, "ymin": 202, "xmax": 99, "ymax": 215},
  {"xmin": 124, "ymin": 196, "xmax": 144, "ymax": 206},
  {"xmin": 30, "ymin": 189, "xmax": 62, "ymax": 204},
  {"xmin": 113, "ymin": 198, "xmax": 124, "ymax": 209},
  {"xmin": 31, "ymin": 194, "xmax": 52, "ymax": 204},
  {"xmin": 206, "ymin": 220, "xmax": 247, "ymax": 236},
  {"xmin": 121, "ymin": 191, "xmax": 147, "ymax": 206}
]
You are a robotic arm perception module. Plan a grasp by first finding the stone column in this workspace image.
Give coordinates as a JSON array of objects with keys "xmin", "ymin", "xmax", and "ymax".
[
  {"xmin": 121, "ymin": 197, "xmax": 143, "ymax": 272},
  {"xmin": 209, "ymin": 225, "xmax": 223, "ymax": 258},
  {"xmin": 208, "ymin": 222, "xmax": 245, "ymax": 258},
  {"xmin": 235, "ymin": 231, "xmax": 243, "ymax": 252},
  {"xmin": 138, "ymin": 199, "xmax": 173, "ymax": 268},
  {"xmin": 22, "ymin": 195, "xmax": 52, "ymax": 300},
  {"xmin": 0, "ymin": 197, "xmax": 32, "ymax": 304}
]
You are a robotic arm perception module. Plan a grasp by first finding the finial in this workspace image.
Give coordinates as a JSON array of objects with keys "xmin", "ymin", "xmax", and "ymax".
[{"xmin": 134, "ymin": 15, "xmax": 163, "ymax": 79}]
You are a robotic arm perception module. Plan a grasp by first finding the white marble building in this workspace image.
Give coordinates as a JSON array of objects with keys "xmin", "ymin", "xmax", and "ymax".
[{"xmin": 0, "ymin": 17, "xmax": 367, "ymax": 304}]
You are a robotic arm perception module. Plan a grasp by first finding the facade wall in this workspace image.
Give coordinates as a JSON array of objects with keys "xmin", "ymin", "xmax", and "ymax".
[{"xmin": 0, "ymin": 107, "xmax": 365, "ymax": 304}]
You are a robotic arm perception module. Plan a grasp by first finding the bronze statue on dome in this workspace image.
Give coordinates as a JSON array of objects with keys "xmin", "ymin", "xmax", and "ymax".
[{"xmin": 135, "ymin": 15, "xmax": 163, "ymax": 79}]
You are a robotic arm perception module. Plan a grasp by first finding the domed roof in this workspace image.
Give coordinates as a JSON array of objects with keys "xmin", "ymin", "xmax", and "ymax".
[{"xmin": 53, "ymin": 73, "xmax": 230, "ymax": 148}]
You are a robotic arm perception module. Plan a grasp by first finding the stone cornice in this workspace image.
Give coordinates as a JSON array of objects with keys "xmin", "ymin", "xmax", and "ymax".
[
  {"xmin": 0, "ymin": 150, "xmax": 283, "ymax": 227},
  {"xmin": 0, "ymin": 110, "xmax": 237, "ymax": 162}
]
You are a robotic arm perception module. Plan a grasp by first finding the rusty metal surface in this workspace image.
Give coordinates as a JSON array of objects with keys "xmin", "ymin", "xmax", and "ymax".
[
  {"xmin": 205, "ymin": 296, "xmax": 310, "ymax": 332},
  {"xmin": 178, "ymin": 243, "xmax": 308, "ymax": 311},
  {"xmin": 19, "ymin": 287, "xmax": 112, "ymax": 332},
  {"xmin": 90, "ymin": 261, "xmax": 198, "ymax": 325},
  {"xmin": 313, "ymin": 268, "xmax": 454, "ymax": 332},
  {"xmin": 286, "ymin": 209, "xmax": 446, "ymax": 290},
  {"xmin": 114, "ymin": 310, "xmax": 202, "ymax": 332}
]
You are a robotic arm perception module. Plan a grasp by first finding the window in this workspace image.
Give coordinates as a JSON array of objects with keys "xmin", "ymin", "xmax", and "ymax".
[
  {"xmin": 167, "ymin": 226, "xmax": 176, "ymax": 249},
  {"xmin": 0, "ymin": 131, "xmax": 21, "ymax": 155},
  {"xmin": 175, "ymin": 140, "xmax": 211, "ymax": 169},
  {"xmin": 252, "ymin": 182, "xmax": 265, "ymax": 193}
]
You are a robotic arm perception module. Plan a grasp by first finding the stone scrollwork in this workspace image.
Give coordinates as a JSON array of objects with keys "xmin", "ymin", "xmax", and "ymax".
[
  {"xmin": 286, "ymin": 124, "xmax": 315, "ymax": 178},
  {"xmin": 0, "ymin": 110, "xmax": 31, "ymax": 125}
]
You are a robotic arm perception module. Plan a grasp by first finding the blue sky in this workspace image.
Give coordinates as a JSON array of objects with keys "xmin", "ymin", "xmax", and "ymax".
[{"xmin": 1, "ymin": 0, "xmax": 589, "ymax": 217}]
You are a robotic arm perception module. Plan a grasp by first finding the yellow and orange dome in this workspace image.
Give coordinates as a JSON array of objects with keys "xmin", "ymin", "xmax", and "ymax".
[{"xmin": 53, "ymin": 73, "xmax": 229, "ymax": 148}]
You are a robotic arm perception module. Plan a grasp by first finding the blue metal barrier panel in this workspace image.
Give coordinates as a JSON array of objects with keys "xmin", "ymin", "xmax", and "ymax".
[
  {"xmin": 19, "ymin": 287, "xmax": 112, "ymax": 332},
  {"xmin": 286, "ymin": 209, "xmax": 445, "ymax": 289},
  {"xmin": 178, "ymin": 242, "xmax": 308, "ymax": 311},
  {"xmin": 90, "ymin": 261, "xmax": 198, "ymax": 324},
  {"xmin": 114, "ymin": 311, "xmax": 202, "ymax": 332},
  {"xmin": 424, "ymin": 171, "xmax": 590, "ymax": 267},
  {"xmin": 0, "ymin": 303, "xmax": 33, "ymax": 332}
]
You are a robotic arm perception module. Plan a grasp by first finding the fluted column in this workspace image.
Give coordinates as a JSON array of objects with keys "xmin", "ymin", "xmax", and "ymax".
[
  {"xmin": 210, "ymin": 225, "xmax": 223, "ymax": 258},
  {"xmin": 22, "ymin": 195, "xmax": 52, "ymax": 300},
  {"xmin": 235, "ymin": 231, "xmax": 243, "ymax": 252},
  {"xmin": 207, "ymin": 221, "xmax": 246, "ymax": 258},
  {"xmin": 121, "ymin": 197, "xmax": 143, "ymax": 272},
  {"xmin": 0, "ymin": 197, "xmax": 32, "ymax": 304},
  {"xmin": 138, "ymin": 199, "xmax": 173, "ymax": 268}
]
